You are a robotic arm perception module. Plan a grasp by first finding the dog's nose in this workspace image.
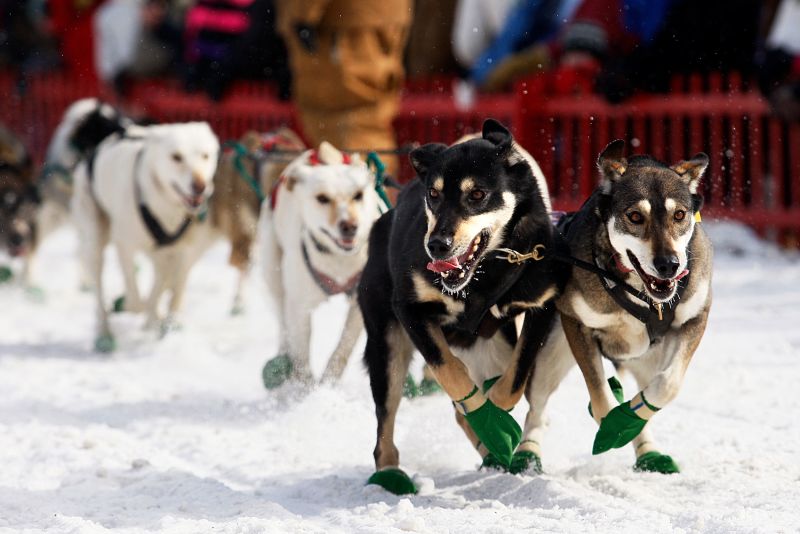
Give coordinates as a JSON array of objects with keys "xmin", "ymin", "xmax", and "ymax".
[
  {"xmin": 339, "ymin": 220, "xmax": 358, "ymax": 239},
  {"xmin": 653, "ymin": 255, "xmax": 680, "ymax": 278},
  {"xmin": 9, "ymin": 232, "xmax": 24, "ymax": 247},
  {"xmin": 191, "ymin": 180, "xmax": 206, "ymax": 196},
  {"xmin": 427, "ymin": 235, "xmax": 453, "ymax": 258}
]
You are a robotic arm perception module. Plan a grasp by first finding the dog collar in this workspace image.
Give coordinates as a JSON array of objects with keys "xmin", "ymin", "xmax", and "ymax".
[
  {"xmin": 300, "ymin": 239, "xmax": 361, "ymax": 296},
  {"xmin": 133, "ymin": 148, "xmax": 193, "ymax": 247}
]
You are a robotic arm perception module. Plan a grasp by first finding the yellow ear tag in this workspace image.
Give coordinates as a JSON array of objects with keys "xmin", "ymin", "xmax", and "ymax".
[{"xmin": 694, "ymin": 212, "xmax": 702, "ymax": 223}]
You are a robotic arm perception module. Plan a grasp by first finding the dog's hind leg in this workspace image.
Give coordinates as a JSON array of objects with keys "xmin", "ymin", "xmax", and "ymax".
[
  {"xmin": 115, "ymin": 244, "xmax": 144, "ymax": 312},
  {"xmin": 321, "ymin": 298, "xmax": 364, "ymax": 383},
  {"xmin": 72, "ymin": 181, "xmax": 113, "ymax": 351},
  {"xmin": 518, "ymin": 323, "xmax": 575, "ymax": 472},
  {"xmin": 365, "ymin": 319, "xmax": 416, "ymax": 494}
]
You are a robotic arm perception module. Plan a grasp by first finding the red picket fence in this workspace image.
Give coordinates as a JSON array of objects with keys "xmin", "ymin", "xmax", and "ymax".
[
  {"xmin": 1, "ymin": 69, "xmax": 797, "ymax": 235},
  {"xmin": 515, "ymin": 68, "xmax": 800, "ymax": 233}
]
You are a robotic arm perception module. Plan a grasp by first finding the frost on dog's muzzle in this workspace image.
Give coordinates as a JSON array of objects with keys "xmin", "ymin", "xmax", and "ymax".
[{"xmin": 426, "ymin": 229, "xmax": 490, "ymax": 290}]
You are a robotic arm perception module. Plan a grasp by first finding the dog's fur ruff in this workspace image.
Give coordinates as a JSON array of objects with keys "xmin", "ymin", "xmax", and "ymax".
[
  {"xmin": 258, "ymin": 141, "xmax": 382, "ymax": 383},
  {"xmin": 71, "ymin": 122, "xmax": 219, "ymax": 347},
  {"xmin": 358, "ymin": 119, "xmax": 569, "ymax": 473},
  {"xmin": 0, "ymin": 124, "xmax": 37, "ymax": 263},
  {"xmin": 520, "ymin": 141, "xmax": 713, "ymax": 462}
]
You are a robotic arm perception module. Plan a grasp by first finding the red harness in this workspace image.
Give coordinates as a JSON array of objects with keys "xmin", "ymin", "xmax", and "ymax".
[{"xmin": 269, "ymin": 149, "xmax": 352, "ymax": 211}]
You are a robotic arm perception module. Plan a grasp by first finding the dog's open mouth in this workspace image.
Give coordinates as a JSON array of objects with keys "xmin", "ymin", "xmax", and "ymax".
[
  {"xmin": 627, "ymin": 251, "xmax": 689, "ymax": 301},
  {"xmin": 172, "ymin": 185, "xmax": 205, "ymax": 211},
  {"xmin": 427, "ymin": 229, "xmax": 490, "ymax": 291},
  {"xmin": 322, "ymin": 229, "xmax": 356, "ymax": 252}
]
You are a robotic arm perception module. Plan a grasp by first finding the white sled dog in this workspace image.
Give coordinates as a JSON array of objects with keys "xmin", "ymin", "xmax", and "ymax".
[
  {"xmin": 71, "ymin": 122, "xmax": 219, "ymax": 352},
  {"xmin": 259, "ymin": 142, "xmax": 383, "ymax": 388}
]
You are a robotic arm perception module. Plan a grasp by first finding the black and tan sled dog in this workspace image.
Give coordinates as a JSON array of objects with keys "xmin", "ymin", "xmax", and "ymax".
[
  {"xmin": 520, "ymin": 140, "xmax": 713, "ymax": 474},
  {"xmin": 358, "ymin": 119, "xmax": 569, "ymax": 494}
]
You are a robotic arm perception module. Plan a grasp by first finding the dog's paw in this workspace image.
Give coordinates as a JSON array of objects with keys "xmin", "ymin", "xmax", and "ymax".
[
  {"xmin": 158, "ymin": 317, "xmax": 181, "ymax": 339},
  {"xmin": 509, "ymin": 450, "xmax": 543, "ymax": 475},
  {"xmin": 592, "ymin": 401, "xmax": 647, "ymax": 455},
  {"xmin": 94, "ymin": 333, "xmax": 117, "ymax": 353},
  {"xmin": 262, "ymin": 354, "xmax": 294, "ymax": 390},
  {"xmin": 112, "ymin": 295, "xmax": 126, "ymax": 313},
  {"xmin": 25, "ymin": 285, "xmax": 45, "ymax": 302},
  {"xmin": 481, "ymin": 451, "xmax": 543, "ymax": 475},
  {"xmin": 588, "ymin": 376, "xmax": 625, "ymax": 418},
  {"xmin": 366, "ymin": 468, "xmax": 418, "ymax": 495},
  {"xmin": 230, "ymin": 303, "xmax": 245, "ymax": 316},
  {"xmin": 464, "ymin": 398, "xmax": 522, "ymax": 467},
  {"xmin": 634, "ymin": 451, "xmax": 680, "ymax": 474},
  {"xmin": 0, "ymin": 265, "xmax": 13, "ymax": 283}
]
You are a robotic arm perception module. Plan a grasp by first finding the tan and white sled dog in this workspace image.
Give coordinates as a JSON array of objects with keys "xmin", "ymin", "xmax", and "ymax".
[
  {"xmin": 259, "ymin": 142, "xmax": 383, "ymax": 388},
  {"xmin": 199, "ymin": 128, "xmax": 305, "ymax": 314},
  {"xmin": 520, "ymin": 140, "xmax": 712, "ymax": 474},
  {"xmin": 71, "ymin": 122, "xmax": 219, "ymax": 352}
]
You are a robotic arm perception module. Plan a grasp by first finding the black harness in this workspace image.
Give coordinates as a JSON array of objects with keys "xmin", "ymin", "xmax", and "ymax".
[
  {"xmin": 554, "ymin": 210, "xmax": 691, "ymax": 344},
  {"xmin": 87, "ymin": 136, "xmax": 193, "ymax": 248}
]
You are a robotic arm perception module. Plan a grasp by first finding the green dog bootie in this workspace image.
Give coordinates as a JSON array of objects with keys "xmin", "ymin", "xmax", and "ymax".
[
  {"xmin": 262, "ymin": 354, "xmax": 293, "ymax": 389},
  {"xmin": 481, "ymin": 450, "xmax": 542, "ymax": 475},
  {"xmin": 463, "ymin": 396, "xmax": 522, "ymax": 467},
  {"xmin": 417, "ymin": 377, "xmax": 441, "ymax": 396},
  {"xmin": 367, "ymin": 468, "xmax": 418, "ymax": 495},
  {"xmin": 0, "ymin": 265, "xmax": 13, "ymax": 283},
  {"xmin": 593, "ymin": 401, "xmax": 648, "ymax": 454},
  {"xmin": 509, "ymin": 450, "xmax": 543, "ymax": 475},
  {"xmin": 635, "ymin": 451, "xmax": 680, "ymax": 474},
  {"xmin": 112, "ymin": 295, "xmax": 126, "ymax": 313},
  {"xmin": 94, "ymin": 333, "xmax": 117, "ymax": 353},
  {"xmin": 588, "ymin": 376, "xmax": 625, "ymax": 418},
  {"xmin": 402, "ymin": 374, "xmax": 420, "ymax": 398}
]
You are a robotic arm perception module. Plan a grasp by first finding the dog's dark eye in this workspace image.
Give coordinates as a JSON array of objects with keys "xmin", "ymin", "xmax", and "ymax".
[
  {"xmin": 429, "ymin": 188, "xmax": 440, "ymax": 200},
  {"xmin": 627, "ymin": 211, "xmax": 644, "ymax": 224},
  {"xmin": 353, "ymin": 191, "xmax": 363, "ymax": 201},
  {"xmin": 172, "ymin": 153, "xmax": 183, "ymax": 163},
  {"xmin": 316, "ymin": 194, "xmax": 331, "ymax": 204},
  {"xmin": 674, "ymin": 210, "xmax": 686, "ymax": 221},
  {"xmin": 469, "ymin": 190, "xmax": 486, "ymax": 202}
]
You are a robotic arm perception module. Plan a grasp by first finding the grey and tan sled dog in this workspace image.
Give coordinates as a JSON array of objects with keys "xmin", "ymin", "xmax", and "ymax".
[
  {"xmin": 358, "ymin": 119, "xmax": 570, "ymax": 495},
  {"xmin": 520, "ymin": 140, "xmax": 712, "ymax": 474}
]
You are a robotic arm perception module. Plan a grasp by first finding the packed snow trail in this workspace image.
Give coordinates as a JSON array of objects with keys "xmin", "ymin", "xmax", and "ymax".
[{"xmin": 0, "ymin": 222, "xmax": 798, "ymax": 533}]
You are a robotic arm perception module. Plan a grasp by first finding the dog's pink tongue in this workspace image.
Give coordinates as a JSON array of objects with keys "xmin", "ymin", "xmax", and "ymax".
[
  {"xmin": 426, "ymin": 258, "xmax": 460, "ymax": 273},
  {"xmin": 675, "ymin": 269, "xmax": 690, "ymax": 281}
]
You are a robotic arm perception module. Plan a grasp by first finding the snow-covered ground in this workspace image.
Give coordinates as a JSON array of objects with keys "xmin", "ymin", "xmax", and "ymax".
[{"xmin": 1, "ymin": 221, "xmax": 798, "ymax": 534}]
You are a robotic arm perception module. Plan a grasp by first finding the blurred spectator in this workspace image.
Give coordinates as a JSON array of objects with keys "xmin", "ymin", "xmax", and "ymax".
[
  {"xmin": 184, "ymin": 0, "xmax": 289, "ymax": 101},
  {"xmin": 577, "ymin": 0, "xmax": 761, "ymax": 102},
  {"xmin": 50, "ymin": 0, "xmax": 105, "ymax": 81},
  {"xmin": 0, "ymin": 0, "xmax": 60, "ymax": 72},
  {"xmin": 278, "ymin": 0, "xmax": 412, "ymax": 174},
  {"xmin": 94, "ymin": 0, "xmax": 185, "ymax": 94},
  {"xmin": 757, "ymin": 0, "xmax": 800, "ymax": 122},
  {"xmin": 451, "ymin": 0, "xmax": 517, "ymax": 72},
  {"xmin": 405, "ymin": 0, "xmax": 459, "ymax": 78}
]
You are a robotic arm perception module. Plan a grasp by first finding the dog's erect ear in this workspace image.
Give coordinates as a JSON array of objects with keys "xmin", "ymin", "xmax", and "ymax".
[
  {"xmin": 317, "ymin": 141, "xmax": 346, "ymax": 165},
  {"xmin": 671, "ymin": 153, "xmax": 709, "ymax": 194},
  {"xmin": 482, "ymin": 118, "xmax": 512, "ymax": 159},
  {"xmin": 410, "ymin": 143, "xmax": 447, "ymax": 178},
  {"xmin": 597, "ymin": 139, "xmax": 627, "ymax": 193}
]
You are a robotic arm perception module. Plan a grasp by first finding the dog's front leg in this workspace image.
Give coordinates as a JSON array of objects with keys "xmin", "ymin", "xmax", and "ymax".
[
  {"xmin": 395, "ymin": 304, "xmax": 521, "ymax": 467},
  {"xmin": 115, "ymin": 243, "xmax": 144, "ymax": 312},
  {"xmin": 487, "ymin": 304, "xmax": 557, "ymax": 411},
  {"xmin": 320, "ymin": 298, "xmax": 364, "ymax": 383},
  {"xmin": 592, "ymin": 309, "xmax": 709, "ymax": 457},
  {"xmin": 561, "ymin": 314, "xmax": 618, "ymax": 426}
]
